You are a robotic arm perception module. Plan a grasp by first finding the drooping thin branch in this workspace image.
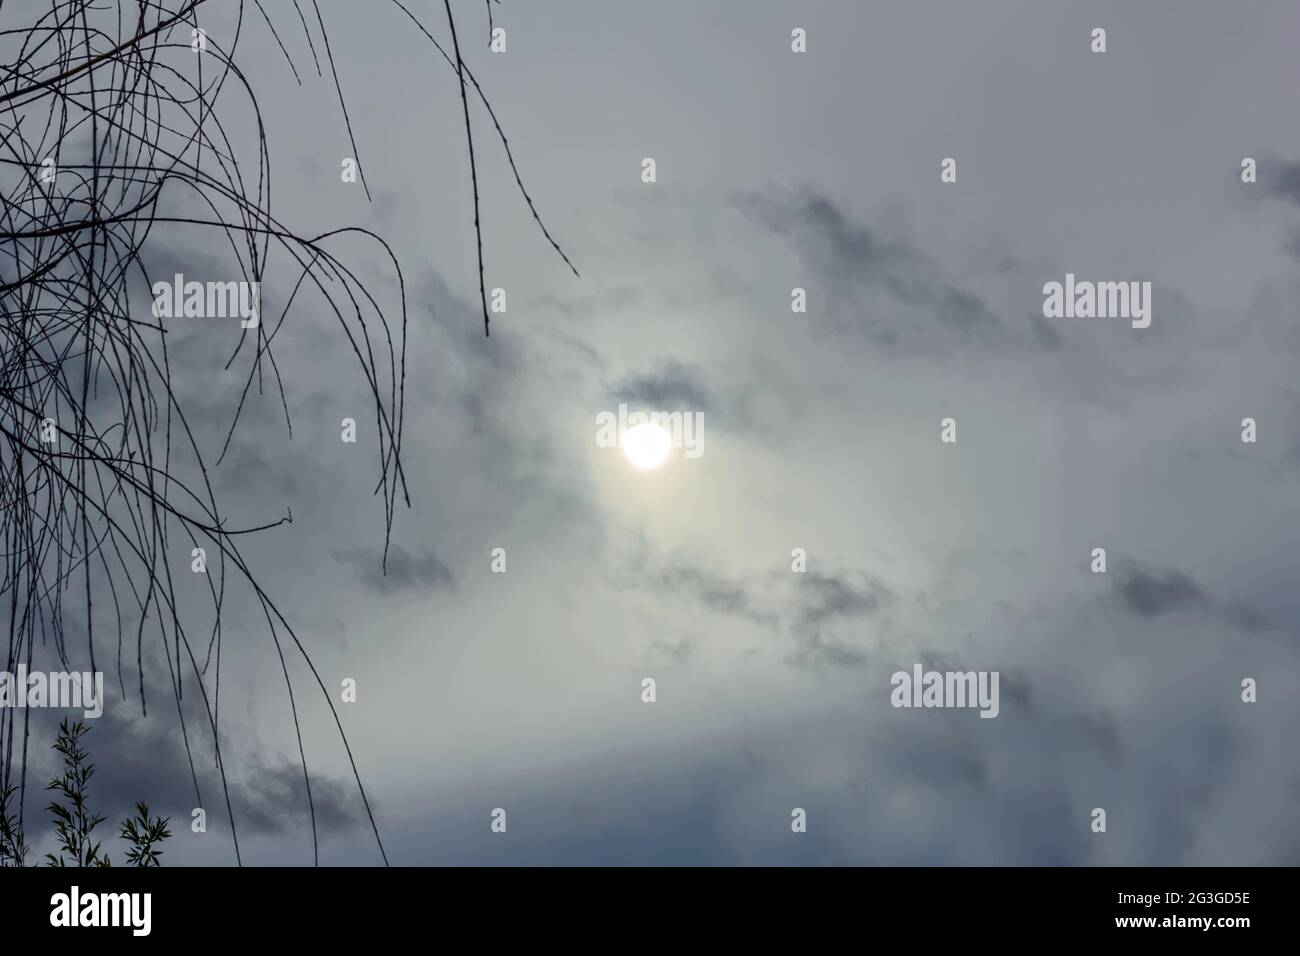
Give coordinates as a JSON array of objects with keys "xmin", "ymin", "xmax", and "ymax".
[
  {"xmin": 1, "ymin": 0, "xmax": 575, "ymax": 866},
  {"xmin": 443, "ymin": 0, "xmax": 489, "ymax": 337}
]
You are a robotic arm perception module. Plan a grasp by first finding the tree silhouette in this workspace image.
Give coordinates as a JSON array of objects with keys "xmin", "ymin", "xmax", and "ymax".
[{"xmin": 0, "ymin": 0, "xmax": 574, "ymax": 865}]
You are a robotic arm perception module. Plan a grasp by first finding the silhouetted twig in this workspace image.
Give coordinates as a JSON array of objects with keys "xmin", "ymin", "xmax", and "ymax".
[{"xmin": 1, "ymin": 0, "xmax": 574, "ymax": 867}]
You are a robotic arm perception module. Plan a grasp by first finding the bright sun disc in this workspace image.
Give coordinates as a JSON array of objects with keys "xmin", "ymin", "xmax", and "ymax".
[{"xmin": 623, "ymin": 423, "xmax": 672, "ymax": 469}]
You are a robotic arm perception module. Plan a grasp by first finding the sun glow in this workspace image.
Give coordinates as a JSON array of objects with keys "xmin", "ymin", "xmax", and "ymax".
[{"xmin": 622, "ymin": 422, "xmax": 672, "ymax": 469}]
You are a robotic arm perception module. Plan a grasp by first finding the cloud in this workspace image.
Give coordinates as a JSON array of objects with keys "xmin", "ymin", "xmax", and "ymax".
[
  {"xmin": 795, "ymin": 571, "xmax": 892, "ymax": 627},
  {"xmin": 647, "ymin": 636, "xmax": 696, "ymax": 664},
  {"xmin": 232, "ymin": 757, "xmax": 363, "ymax": 836},
  {"xmin": 612, "ymin": 359, "xmax": 713, "ymax": 413},
  {"xmin": 1266, "ymin": 159, "xmax": 1300, "ymax": 207},
  {"xmin": 739, "ymin": 188, "xmax": 908, "ymax": 281},
  {"xmin": 914, "ymin": 650, "xmax": 1033, "ymax": 716},
  {"xmin": 1115, "ymin": 567, "xmax": 1207, "ymax": 617},
  {"xmin": 1112, "ymin": 565, "xmax": 1268, "ymax": 632},
  {"xmin": 333, "ymin": 545, "xmax": 455, "ymax": 596},
  {"xmin": 12, "ymin": 701, "xmax": 368, "ymax": 859},
  {"xmin": 789, "ymin": 571, "xmax": 894, "ymax": 669},
  {"xmin": 645, "ymin": 564, "xmax": 776, "ymax": 627},
  {"xmin": 738, "ymin": 186, "xmax": 1007, "ymax": 349},
  {"xmin": 9, "ymin": 0, "xmax": 1300, "ymax": 869},
  {"xmin": 615, "ymin": 552, "xmax": 896, "ymax": 668},
  {"xmin": 1222, "ymin": 599, "xmax": 1267, "ymax": 634}
]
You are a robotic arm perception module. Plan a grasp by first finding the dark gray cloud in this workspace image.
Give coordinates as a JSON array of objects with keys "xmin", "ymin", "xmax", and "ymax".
[
  {"xmin": 1028, "ymin": 312, "xmax": 1064, "ymax": 350},
  {"xmin": 739, "ymin": 186, "xmax": 1010, "ymax": 349},
  {"xmin": 796, "ymin": 572, "xmax": 892, "ymax": 627},
  {"xmin": 232, "ymin": 758, "xmax": 361, "ymax": 837},
  {"xmin": 998, "ymin": 670, "xmax": 1034, "ymax": 714},
  {"xmin": 787, "ymin": 572, "xmax": 893, "ymax": 669},
  {"xmin": 334, "ymin": 545, "xmax": 455, "ymax": 596},
  {"xmin": 607, "ymin": 358, "xmax": 773, "ymax": 437},
  {"xmin": 780, "ymin": 572, "xmax": 894, "ymax": 671},
  {"xmin": 646, "ymin": 636, "xmax": 696, "ymax": 664},
  {"xmin": 910, "ymin": 651, "xmax": 1033, "ymax": 716},
  {"xmin": 1112, "ymin": 565, "xmax": 1269, "ymax": 632},
  {"xmin": 1266, "ymin": 159, "xmax": 1300, "ymax": 207},
  {"xmin": 1062, "ymin": 712, "xmax": 1124, "ymax": 763},
  {"xmin": 1115, "ymin": 567, "xmax": 1207, "ymax": 617},
  {"xmin": 612, "ymin": 359, "xmax": 712, "ymax": 413},
  {"xmin": 613, "ymin": 551, "xmax": 904, "ymax": 671},
  {"xmin": 621, "ymin": 554, "xmax": 896, "ymax": 665},
  {"xmin": 933, "ymin": 285, "xmax": 1004, "ymax": 338},
  {"xmin": 10, "ymin": 696, "xmax": 367, "ymax": 866},
  {"xmin": 739, "ymin": 188, "xmax": 909, "ymax": 281},
  {"xmin": 1222, "ymin": 599, "xmax": 1268, "ymax": 634},
  {"xmin": 643, "ymin": 564, "xmax": 777, "ymax": 627}
]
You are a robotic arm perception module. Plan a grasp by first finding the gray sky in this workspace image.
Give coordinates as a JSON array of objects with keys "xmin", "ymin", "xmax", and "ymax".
[{"xmin": 9, "ymin": 0, "xmax": 1300, "ymax": 865}]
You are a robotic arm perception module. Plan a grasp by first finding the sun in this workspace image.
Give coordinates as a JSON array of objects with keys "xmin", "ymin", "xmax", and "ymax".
[{"xmin": 623, "ymin": 422, "xmax": 672, "ymax": 469}]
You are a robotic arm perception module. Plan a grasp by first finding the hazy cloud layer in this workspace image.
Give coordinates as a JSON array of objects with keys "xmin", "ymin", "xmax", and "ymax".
[{"xmin": 6, "ymin": 0, "xmax": 1300, "ymax": 866}]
